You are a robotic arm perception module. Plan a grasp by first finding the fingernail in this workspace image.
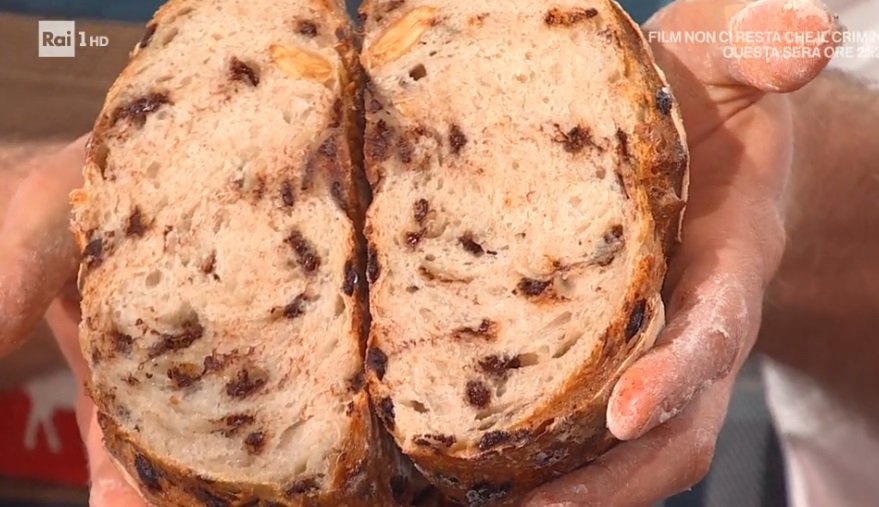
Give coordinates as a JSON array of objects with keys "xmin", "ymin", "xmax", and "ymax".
[{"xmin": 607, "ymin": 375, "xmax": 656, "ymax": 440}]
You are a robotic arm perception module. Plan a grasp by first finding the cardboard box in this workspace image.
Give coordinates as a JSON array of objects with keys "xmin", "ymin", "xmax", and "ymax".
[{"xmin": 0, "ymin": 12, "xmax": 147, "ymax": 503}]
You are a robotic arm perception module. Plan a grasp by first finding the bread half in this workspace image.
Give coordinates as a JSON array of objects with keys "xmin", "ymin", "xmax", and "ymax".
[
  {"xmin": 359, "ymin": 0, "xmax": 689, "ymax": 504},
  {"xmin": 69, "ymin": 1, "xmax": 420, "ymax": 505}
]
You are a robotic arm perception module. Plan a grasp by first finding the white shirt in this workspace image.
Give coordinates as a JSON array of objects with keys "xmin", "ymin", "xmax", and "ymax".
[{"xmin": 762, "ymin": 2, "xmax": 879, "ymax": 505}]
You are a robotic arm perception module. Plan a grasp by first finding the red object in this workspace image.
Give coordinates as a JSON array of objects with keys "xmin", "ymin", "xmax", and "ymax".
[{"xmin": 0, "ymin": 374, "xmax": 88, "ymax": 487}]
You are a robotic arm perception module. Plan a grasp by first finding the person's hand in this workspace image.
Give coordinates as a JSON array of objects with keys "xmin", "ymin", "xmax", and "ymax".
[
  {"xmin": 523, "ymin": 0, "xmax": 839, "ymax": 505},
  {"xmin": 0, "ymin": 137, "xmax": 148, "ymax": 506}
]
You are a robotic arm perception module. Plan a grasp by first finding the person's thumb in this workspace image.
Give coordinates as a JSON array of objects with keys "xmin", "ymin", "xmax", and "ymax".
[
  {"xmin": 643, "ymin": 0, "xmax": 840, "ymax": 138},
  {"xmin": 0, "ymin": 136, "xmax": 87, "ymax": 356}
]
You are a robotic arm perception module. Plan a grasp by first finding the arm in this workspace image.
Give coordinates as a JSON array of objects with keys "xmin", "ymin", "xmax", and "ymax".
[{"xmin": 759, "ymin": 68, "xmax": 879, "ymax": 422}]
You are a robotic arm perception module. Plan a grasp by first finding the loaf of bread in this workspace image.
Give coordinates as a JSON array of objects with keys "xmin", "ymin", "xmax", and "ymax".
[
  {"xmin": 68, "ymin": 0, "xmax": 437, "ymax": 505},
  {"xmin": 71, "ymin": 0, "xmax": 688, "ymax": 505},
  {"xmin": 359, "ymin": 0, "xmax": 688, "ymax": 504}
]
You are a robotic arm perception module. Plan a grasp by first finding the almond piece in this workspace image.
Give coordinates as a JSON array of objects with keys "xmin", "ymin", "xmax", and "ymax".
[
  {"xmin": 269, "ymin": 44, "xmax": 335, "ymax": 87},
  {"xmin": 364, "ymin": 6, "xmax": 438, "ymax": 67}
]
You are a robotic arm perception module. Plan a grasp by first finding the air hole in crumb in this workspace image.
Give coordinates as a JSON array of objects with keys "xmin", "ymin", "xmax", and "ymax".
[
  {"xmin": 424, "ymin": 222, "xmax": 446, "ymax": 239},
  {"xmin": 93, "ymin": 143, "xmax": 109, "ymax": 175},
  {"xmin": 279, "ymin": 421, "xmax": 306, "ymax": 449},
  {"xmin": 144, "ymin": 270, "xmax": 162, "ymax": 287},
  {"xmin": 552, "ymin": 333, "xmax": 582, "ymax": 358},
  {"xmin": 554, "ymin": 276, "xmax": 576, "ymax": 298},
  {"xmin": 636, "ymin": 103, "xmax": 649, "ymax": 122},
  {"xmin": 155, "ymin": 75, "xmax": 173, "ymax": 83},
  {"xmin": 409, "ymin": 64, "xmax": 427, "ymax": 81},
  {"xmin": 401, "ymin": 400, "xmax": 429, "ymax": 413},
  {"xmin": 211, "ymin": 33, "xmax": 222, "ymax": 40},
  {"xmin": 213, "ymin": 211, "xmax": 228, "ymax": 233},
  {"xmin": 476, "ymin": 416, "xmax": 499, "ymax": 429},
  {"xmin": 518, "ymin": 353, "xmax": 539, "ymax": 367},
  {"xmin": 179, "ymin": 75, "xmax": 193, "ymax": 87},
  {"xmin": 334, "ymin": 296, "xmax": 345, "ymax": 317},
  {"xmin": 424, "ymin": 254, "xmax": 436, "ymax": 262},
  {"xmin": 283, "ymin": 109, "xmax": 293, "ymax": 124},
  {"xmin": 293, "ymin": 461, "xmax": 307, "ymax": 476},
  {"xmin": 179, "ymin": 214, "xmax": 193, "ymax": 233},
  {"xmin": 158, "ymin": 27, "xmax": 179, "ymax": 46},
  {"xmin": 544, "ymin": 311, "xmax": 573, "ymax": 330},
  {"xmin": 533, "ymin": 417, "xmax": 557, "ymax": 437},
  {"xmin": 145, "ymin": 162, "xmax": 160, "ymax": 178},
  {"xmin": 156, "ymin": 110, "xmax": 170, "ymax": 121},
  {"xmin": 569, "ymin": 195, "xmax": 582, "ymax": 207}
]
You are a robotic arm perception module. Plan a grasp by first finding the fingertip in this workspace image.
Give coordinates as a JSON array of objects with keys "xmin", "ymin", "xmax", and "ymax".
[
  {"xmin": 606, "ymin": 357, "xmax": 684, "ymax": 441},
  {"xmin": 606, "ymin": 369, "xmax": 653, "ymax": 441},
  {"xmin": 728, "ymin": 0, "xmax": 841, "ymax": 92},
  {"xmin": 606, "ymin": 333, "xmax": 708, "ymax": 441}
]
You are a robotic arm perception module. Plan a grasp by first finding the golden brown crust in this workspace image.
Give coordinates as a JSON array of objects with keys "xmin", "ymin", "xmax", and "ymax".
[
  {"xmin": 358, "ymin": 1, "xmax": 689, "ymax": 505},
  {"xmin": 611, "ymin": 1, "xmax": 689, "ymax": 254}
]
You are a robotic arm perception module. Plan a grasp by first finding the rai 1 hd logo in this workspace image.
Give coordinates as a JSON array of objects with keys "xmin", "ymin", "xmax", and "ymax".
[{"xmin": 38, "ymin": 20, "xmax": 109, "ymax": 57}]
